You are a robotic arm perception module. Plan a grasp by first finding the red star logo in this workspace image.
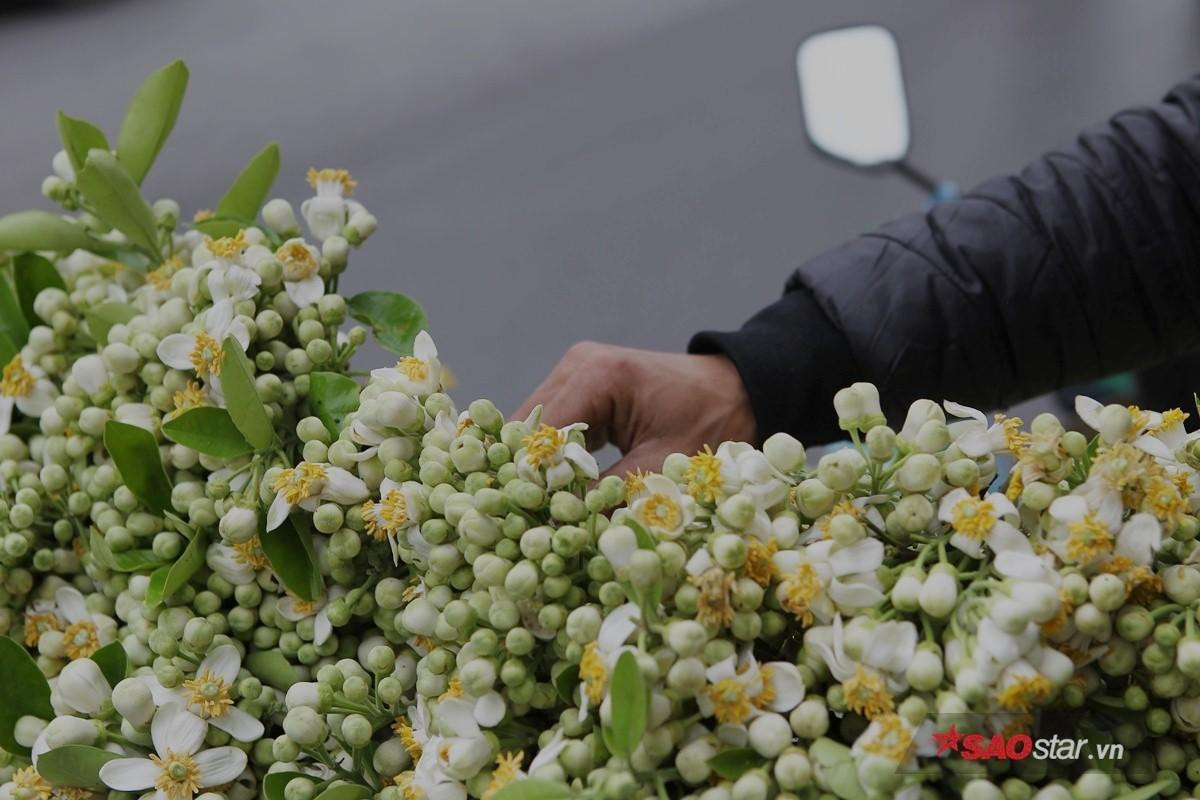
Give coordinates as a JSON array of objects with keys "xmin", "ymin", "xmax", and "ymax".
[{"xmin": 932, "ymin": 724, "xmax": 962, "ymax": 756}]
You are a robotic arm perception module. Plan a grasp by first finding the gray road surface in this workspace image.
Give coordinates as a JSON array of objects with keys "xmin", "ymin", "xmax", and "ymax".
[{"xmin": 2, "ymin": 0, "xmax": 1199, "ymax": 427}]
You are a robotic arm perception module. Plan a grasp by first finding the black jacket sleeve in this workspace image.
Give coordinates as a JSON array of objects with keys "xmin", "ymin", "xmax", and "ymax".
[{"xmin": 690, "ymin": 74, "xmax": 1200, "ymax": 445}]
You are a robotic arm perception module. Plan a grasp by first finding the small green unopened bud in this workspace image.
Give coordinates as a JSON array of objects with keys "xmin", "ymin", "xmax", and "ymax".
[
  {"xmin": 794, "ymin": 478, "xmax": 834, "ymax": 518},
  {"xmin": 944, "ymin": 458, "xmax": 980, "ymax": 488},
  {"xmin": 864, "ymin": 425, "xmax": 897, "ymax": 461},
  {"xmin": 919, "ymin": 564, "xmax": 958, "ymax": 619},
  {"xmin": 817, "ymin": 450, "xmax": 866, "ymax": 493},
  {"xmin": 762, "ymin": 432, "xmax": 806, "ymax": 472},
  {"xmin": 712, "ymin": 533, "xmax": 747, "ymax": 569},
  {"xmin": 897, "ymin": 453, "xmax": 941, "ymax": 493}
]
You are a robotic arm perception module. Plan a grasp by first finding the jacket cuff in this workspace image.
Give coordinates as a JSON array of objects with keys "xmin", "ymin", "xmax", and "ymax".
[{"xmin": 688, "ymin": 287, "xmax": 861, "ymax": 446}]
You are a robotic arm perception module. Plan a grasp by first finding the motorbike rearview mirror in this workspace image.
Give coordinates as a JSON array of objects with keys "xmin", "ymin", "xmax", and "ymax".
[{"xmin": 796, "ymin": 25, "xmax": 911, "ymax": 169}]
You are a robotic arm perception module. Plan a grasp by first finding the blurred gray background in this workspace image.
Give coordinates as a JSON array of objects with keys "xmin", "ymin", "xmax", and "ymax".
[{"xmin": 3, "ymin": 0, "xmax": 1200, "ymax": 417}]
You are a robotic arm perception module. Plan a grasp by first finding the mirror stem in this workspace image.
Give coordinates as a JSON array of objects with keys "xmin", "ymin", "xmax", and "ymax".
[{"xmin": 892, "ymin": 160, "xmax": 940, "ymax": 194}]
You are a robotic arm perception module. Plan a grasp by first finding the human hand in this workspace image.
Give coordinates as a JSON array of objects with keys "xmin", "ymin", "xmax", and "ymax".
[{"xmin": 515, "ymin": 342, "xmax": 756, "ymax": 477}]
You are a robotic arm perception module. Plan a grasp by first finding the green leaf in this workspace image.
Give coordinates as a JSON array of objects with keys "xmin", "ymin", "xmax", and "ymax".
[
  {"xmin": 347, "ymin": 291, "xmax": 428, "ymax": 356},
  {"xmin": 117, "ymin": 60, "xmax": 189, "ymax": 185},
  {"xmin": 493, "ymin": 780, "xmax": 573, "ymax": 800},
  {"xmin": 605, "ymin": 651, "xmax": 647, "ymax": 758},
  {"xmin": 553, "ymin": 663, "xmax": 580, "ymax": 706},
  {"xmin": 163, "ymin": 407, "xmax": 254, "ymax": 459},
  {"xmin": 262, "ymin": 772, "xmax": 315, "ymax": 800},
  {"xmin": 192, "ymin": 216, "xmax": 255, "ymax": 239},
  {"xmin": 144, "ymin": 529, "xmax": 206, "ymax": 608},
  {"xmin": 103, "ymin": 420, "xmax": 172, "ymax": 513},
  {"xmin": 88, "ymin": 528, "xmax": 166, "ymax": 573},
  {"xmin": 261, "ymin": 517, "xmax": 323, "ymax": 602},
  {"xmin": 13, "ymin": 253, "xmax": 66, "ymax": 327},
  {"xmin": 56, "ymin": 112, "xmax": 110, "ymax": 174},
  {"xmin": 0, "ymin": 637, "xmax": 52, "ymax": 757},
  {"xmin": 707, "ymin": 749, "xmax": 766, "ymax": 780},
  {"xmin": 75, "ymin": 150, "xmax": 160, "ymax": 259},
  {"xmin": 35, "ymin": 744, "xmax": 120, "ymax": 789},
  {"xmin": 0, "ymin": 277, "xmax": 28, "ymax": 350},
  {"xmin": 0, "ymin": 210, "xmax": 96, "ymax": 254},
  {"xmin": 1113, "ymin": 779, "xmax": 1179, "ymax": 800},
  {"xmin": 0, "ymin": 332, "xmax": 16, "ymax": 367},
  {"xmin": 85, "ymin": 300, "xmax": 138, "ymax": 345},
  {"xmin": 246, "ymin": 650, "xmax": 299, "ymax": 692},
  {"xmin": 308, "ymin": 372, "xmax": 360, "ymax": 438},
  {"xmin": 218, "ymin": 337, "xmax": 273, "ymax": 451},
  {"xmin": 493, "ymin": 779, "xmax": 573, "ymax": 800},
  {"xmin": 89, "ymin": 641, "xmax": 128, "ymax": 686},
  {"xmin": 313, "ymin": 784, "xmax": 372, "ymax": 800},
  {"xmin": 216, "ymin": 142, "xmax": 281, "ymax": 221},
  {"xmin": 626, "ymin": 518, "xmax": 657, "ymax": 550}
]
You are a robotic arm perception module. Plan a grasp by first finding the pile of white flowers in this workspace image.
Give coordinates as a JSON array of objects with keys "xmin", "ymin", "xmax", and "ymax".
[{"xmin": 2, "ymin": 62, "xmax": 1200, "ymax": 800}]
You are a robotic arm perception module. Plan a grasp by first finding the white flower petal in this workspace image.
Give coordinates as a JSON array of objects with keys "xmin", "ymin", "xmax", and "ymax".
[
  {"xmin": 55, "ymin": 586, "xmax": 88, "ymax": 624},
  {"xmin": 151, "ymin": 703, "xmax": 206, "ymax": 756},
  {"xmin": 198, "ymin": 644, "xmax": 241, "ymax": 685},
  {"xmin": 71, "ymin": 354, "xmax": 109, "ymax": 395},
  {"xmin": 210, "ymin": 707, "xmax": 264, "ymax": 742},
  {"xmin": 157, "ymin": 334, "xmax": 197, "ymax": 371},
  {"xmin": 473, "ymin": 692, "xmax": 506, "ymax": 728},
  {"xmin": 266, "ymin": 493, "xmax": 292, "ymax": 531},
  {"xmin": 99, "ymin": 757, "xmax": 159, "ymax": 791},
  {"xmin": 285, "ymin": 275, "xmax": 325, "ymax": 308},
  {"xmin": 195, "ymin": 746, "xmax": 249, "ymax": 787}
]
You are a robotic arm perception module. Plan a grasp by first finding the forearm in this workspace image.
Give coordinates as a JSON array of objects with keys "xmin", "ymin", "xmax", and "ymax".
[{"xmin": 694, "ymin": 74, "xmax": 1200, "ymax": 444}]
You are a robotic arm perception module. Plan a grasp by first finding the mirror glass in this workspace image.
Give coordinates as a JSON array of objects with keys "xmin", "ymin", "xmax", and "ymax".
[{"xmin": 796, "ymin": 25, "xmax": 911, "ymax": 168}]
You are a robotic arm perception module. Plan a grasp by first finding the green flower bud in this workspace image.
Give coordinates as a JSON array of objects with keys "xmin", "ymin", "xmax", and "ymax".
[
  {"xmin": 789, "ymin": 698, "xmax": 828, "ymax": 739},
  {"xmin": 712, "ymin": 533, "xmax": 747, "ymax": 569},
  {"xmin": 763, "ymin": 432, "xmax": 806, "ymax": 472},
  {"xmin": 944, "ymin": 458, "xmax": 980, "ymax": 488},
  {"xmin": 794, "ymin": 478, "xmax": 834, "ymax": 518},
  {"xmin": 817, "ymin": 449, "xmax": 866, "ymax": 492},
  {"xmin": 897, "ymin": 453, "xmax": 941, "ymax": 493},
  {"xmin": 283, "ymin": 706, "xmax": 326, "ymax": 746}
]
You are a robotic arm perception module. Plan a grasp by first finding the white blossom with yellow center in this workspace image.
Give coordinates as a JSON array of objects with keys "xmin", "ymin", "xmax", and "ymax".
[
  {"xmin": 197, "ymin": 230, "xmax": 262, "ymax": 304},
  {"xmin": 362, "ymin": 478, "xmax": 428, "ymax": 564},
  {"xmin": 577, "ymin": 603, "xmax": 640, "ymax": 721},
  {"xmin": 0, "ymin": 354, "xmax": 57, "ymax": 435},
  {"xmin": 629, "ymin": 474, "xmax": 695, "ymax": 540},
  {"xmin": 301, "ymin": 167, "xmax": 365, "ymax": 241},
  {"xmin": 156, "ymin": 300, "xmax": 251, "ymax": 391},
  {"xmin": 698, "ymin": 650, "xmax": 805, "ymax": 729},
  {"xmin": 369, "ymin": 330, "xmax": 443, "ymax": 397},
  {"xmin": 515, "ymin": 413, "xmax": 599, "ymax": 491},
  {"xmin": 771, "ymin": 539, "xmax": 884, "ymax": 627},
  {"xmin": 145, "ymin": 645, "xmax": 264, "ymax": 741},
  {"xmin": 99, "ymin": 702, "xmax": 247, "ymax": 799},
  {"xmin": 55, "ymin": 586, "xmax": 113, "ymax": 661},
  {"xmin": 944, "ymin": 400, "xmax": 1025, "ymax": 458},
  {"xmin": 806, "ymin": 614, "xmax": 916, "ymax": 720},
  {"xmin": 275, "ymin": 588, "xmax": 342, "ymax": 647},
  {"xmin": 205, "ymin": 537, "xmax": 268, "ymax": 587},
  {"xmin": 275, "ymin": 238, "xmax": 324, "ymax": 307},
  {"xmin": 266, "ymin": 461, "xmax": 368, "ymax": 531},
  {"xmin": 937, "ymin": 487, "xmax": 1031, "ymax": 559}
]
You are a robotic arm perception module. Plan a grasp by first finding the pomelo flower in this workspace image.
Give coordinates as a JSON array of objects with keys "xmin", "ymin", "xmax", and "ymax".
[
  {"xmin": 577, "ymin": 603, "xmax": 640, "ymax": 719},
  {"xmin": 628, "ymin": 474, "xmax": 694, "ymax": 540},
  {"xmin": 937, "ymin": 488, "xmax": 1031, "ymax": 559},
  {"xmin": 0, "ymin": 354, "xmax": 57, "ymax": 435},
  {"xmin": 266, "ymin": 461, "xmax": 369, "ymax": 531},
  {"xmin": 149, "ymin": 645, "xmax": 264, "ymax": 741},
  {"xmin": 516, "ymin": 418, "xmax": 598, "ymax": 490},
  {"xmin": 944, "ymin": 401, "xmax": 1029, "ymax": 458},
  {"xmin": 369, "ymin": 331, "xmax": 442, "ymax": 397},
  {"xmin": 206, "ymin": 537, "xmax": 269, "ymax": 586},
  {"xmin": 807, "ymin": 615, "xmax": 916, "ymax": 719},
  {"xmin": 698, "ymin": 650, "xmax": 805, "ymax": 728},
  {"xmin": 301, "ymin": 168, "xmax": 363, "ymax": 241},
  {"xmin": 55, "ymin": 586, "xmax": 113, "ymax": 661},
  {"xmin": 198, "ymin": 230, "xmax": 260, "ymax": 303},
  {"xmin": 99, "ymin": 702, "xmax": 247, "ymax": 799},
  {"xmin": 275, "ymin": 238, "xmax": 324, "ymax": 307},
  {"xmin": 156, "ymin": 300, "xmax": 251, "ymax": 386},
  {"xmin": 481, "ymin": 734, "xmax": 569, "ymax": 800},
  {"xmin": 361, "ymin": 478, "xmax": 428, "ymax": 563},
  {"xmin": 70, "ymin": 353, "xmax": 109, "ymax": 397},
  {"xmin": 275, "ymin": 590, "xmax": 339, "ymax": 647},
  {"xmin": 771, "ymin": 539, "xmax": 884, "ymax": 626}
]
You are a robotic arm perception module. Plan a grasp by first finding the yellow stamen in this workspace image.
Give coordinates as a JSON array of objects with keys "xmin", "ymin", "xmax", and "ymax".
[
  {"xmin": 393, "ymin": 772, "xmax": 422, "ymax": 800},
  {"xmin": 24, "ymin": 609, "xmax": 60, "ymax": 647},
  {"xmin": 440, "ymin": 676, "xmax": 465, "ymax": 702},
  {"xmin": 181, "ymin": 669, "xmax": 233, "ymax": 719},
  {"xmin": 482, "ymin": 752, "xmax": 525, "ymax": 800},
  {"xmin": 13, "ymin": 767, "xmax": 51, "ymax": 800},
  {"xmin": 189, "ymin": 332, "xmax": 225, "ymax": 378},
  {"xmin": 684, "ymin": 445, "xmax": 725, "ymax": 503},
  {"xmin": 1005, "ymin": 470, "xmax": 1023, "ymax": 503},
  {"xmin": 1127, "ymin": 405, "xmax": 1151, "ymax": 432},
  {"xmin": 151, "ymin": 751, "xmax": 202, "ymax": 800},
  {"xmin": 1038, "ymin": 590, "xmax": 1072, "ymax": 636},
  {"xmin": 1151, "ymin": 408, "xmax": 1189, "ymax": 434},
  {"xmin": 779, "ymin": 562, "xmax": 822, "ymax": 626},
  {"xmin": 363, "ymin": 489, "xmax": 409, "ymax": 541},
  {"xmin": 743, "ymin": 538, "xmax": 779, "ymax": 587},
  {"xmin": 689, "ymin": 566, "xmax": 735, "ymax": 628},
  {"xmin": 271, "ymin": 463, "xmax": 328, "ymax": 505},
  {"xmin": 522, "ymin": 424, "xmax": 564, "ymax": 467},
  {"xmin": 192, "ymin": 209, "xmax": 213, "ymax": 222},
  {"xmin": 706, "ymin": 676, "xmax": 754, "ymax": 725},
  {"xmin": 291, "ymin": 598, "xmax": 317, "ymax": 616},
  {"xmin": 306, "ymin": 167, "xmax": 357, "ymax": 195},
  {"xmin": 63, "ymin": 620, "xmax": 99, "ymax": 660},
  {"xmin": 170, "ymin": 381, "xmax": 206, "ymax": 418},
  {"xmin": 995, "ymin": 414, "xmax": 1031, "ymax": 457},
  {"xmin": 950, "ymin": 497, "xmax": 997, "ymax": 541},
  {"xmin": 276, "ymin": 241, "xmax": 319, "ymax": 282},
  {"xmin": 393, "ymin": 716, "xmax": 423, "ymax": 759},
  {"xmin": 231, "ymin": 537, "xmax": 268, "ymax": 570},
  {"xmin": 579, "ymin": 641, "xmax": 607, "ymax": 705},
  {"xmin": 207, "ymin": 230, "xmax": 248, "ymax": 259},
  {"xmin": 997, "ymin": 674, "xmax": 1052, "ymax": 711},
  {"xmin": 624, "ymin": 469, "xmax": 647, "ymax": 498},
  {"xmin": 753, "ymin": 664, "xmax": 776, "ymax": 709},
  {"xmin": 1, "ymin": 355, "xmax": 36, "ymax": 398},
  {"xmin": 1065, "ymin": 513, "xmax": 1114, "ymax": 563},
  {"xmin": 637, "ymin": 493, "xmax": 682, "ymax": 532},
  {"xmin": 859, "ymin": 714, "xmax": 913, "ymax": 762},
  {"xmin": 147, "ymin": 256, "xmax": 182, "ymax": 291},
  {"xmin": 818, "ymin": 499, "xmax": 863, "ymax": 539},
  {"xmin": 842, "ymin": 664, "xmax": 894, "ymax": 719},
  {"xmin": 1142, "ymin": 476, "xmax": 1186, "ymax": 527}
]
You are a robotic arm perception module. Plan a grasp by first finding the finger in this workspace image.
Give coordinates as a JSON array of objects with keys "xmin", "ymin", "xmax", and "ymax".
[
  {"xmin": 602, "ymin": 440, "xmax": 672, "ymax": 479},
  {"xmin": 513, "ymin": 364, "xmax": 569, "ymax": 421}
]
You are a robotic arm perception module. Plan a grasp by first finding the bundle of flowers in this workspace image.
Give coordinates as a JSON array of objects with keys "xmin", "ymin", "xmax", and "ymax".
[{"xmin": 1, "ymin": 62, "xmax": 1199, "ymax": 800}]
